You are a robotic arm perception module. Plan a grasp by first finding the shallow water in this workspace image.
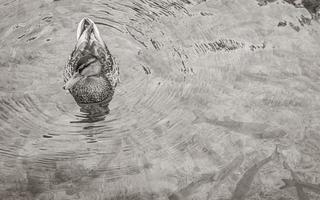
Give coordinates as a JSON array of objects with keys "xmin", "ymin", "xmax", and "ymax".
[{"xmin": 1, "ymin": 0, "xmax": 320, "ymax": 199}]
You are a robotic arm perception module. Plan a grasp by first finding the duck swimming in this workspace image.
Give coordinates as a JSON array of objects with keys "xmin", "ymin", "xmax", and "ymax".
[{"xmin": 63, "ymin": 18, "xmax": 119, "ymax": 105}]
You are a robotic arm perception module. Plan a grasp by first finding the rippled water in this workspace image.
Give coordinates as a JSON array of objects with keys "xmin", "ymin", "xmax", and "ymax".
[{"xmin": 1, "ymin": 0, "xmax": 320, "ymax": 199}]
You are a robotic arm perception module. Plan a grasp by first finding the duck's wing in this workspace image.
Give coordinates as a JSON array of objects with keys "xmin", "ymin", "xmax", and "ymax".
[
  {"xmin": 105, "ymin": 55, "xmax": 120, "ymax": 88},
  {"xmin": 85, "ymin": 18, "xmax": 119, "ymax": 87},
  {"xmin": 63, "ymin": 19, "xmax": 94, "ymax": 83}
]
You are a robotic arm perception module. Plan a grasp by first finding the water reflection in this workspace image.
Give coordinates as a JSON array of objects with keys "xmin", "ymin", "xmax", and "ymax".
[{"xmin": 71, "ymin": 99, "xmax": 110, "ymax": 124}]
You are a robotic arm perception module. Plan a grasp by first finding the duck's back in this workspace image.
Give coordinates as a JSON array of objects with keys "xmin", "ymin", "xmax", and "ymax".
[{"xmin": 63, "ymin": 18, "xmax": 119, "ymax": 105}]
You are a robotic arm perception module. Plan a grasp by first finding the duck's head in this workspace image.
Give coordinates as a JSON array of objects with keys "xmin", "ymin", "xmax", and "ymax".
[{"xmin": 63, "ymin": 18, "xmax": 114, "ymax": 105}]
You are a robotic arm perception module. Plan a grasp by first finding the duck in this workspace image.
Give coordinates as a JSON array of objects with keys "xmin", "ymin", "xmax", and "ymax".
[{"xmin": 63, "ymin": 17, "xmax": 119, "ymax": 105}]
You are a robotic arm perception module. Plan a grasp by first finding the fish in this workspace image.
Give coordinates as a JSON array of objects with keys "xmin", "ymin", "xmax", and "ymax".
[
  {"xmin": 192, "ymin": 110, "xmax": 286, "ymax": 139},
  {"xmin": 214, "ymin": 154, "xmax": 245, "ymax": 184},
  {"xmin": 207, "ymin": 154, "xmax": 245, "ymax": 199},
  {"xmin": 281, "ymin": 179, "xmax": 320, "ymax": 194},
  {"xmin": 168, "ymin": 154, "xmax": 244, "ymax": 200},
  {"xmin": 280, "ymin": 161, "xmax": 311, "ymax": 200},
  {"xmin": 231, "ymin": 146, "xmax": 280, "ymax": 200},
  {"xmin": 168, "ymin": 172, "xmax": 217, "ymax": 200}
]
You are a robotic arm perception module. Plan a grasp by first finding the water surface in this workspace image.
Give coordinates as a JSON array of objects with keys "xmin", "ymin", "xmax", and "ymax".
[{"xmin": 1, "ymin": 0, "xmax": 320, "ymax": 199}]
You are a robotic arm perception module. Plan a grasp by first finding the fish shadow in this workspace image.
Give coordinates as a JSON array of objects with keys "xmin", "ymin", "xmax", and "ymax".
[{"xmin": 192, "ymin": 109, "xmax": 287, "ymax": 139}]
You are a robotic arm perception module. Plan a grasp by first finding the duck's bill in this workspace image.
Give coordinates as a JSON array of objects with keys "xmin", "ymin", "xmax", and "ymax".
[
  {"xmin": 63, "ymin": 73, "xmax": 83, "ymax": 90},
  {"xmin": 76, "ymin": 17, "xmax": 105, "ymax": 49}
]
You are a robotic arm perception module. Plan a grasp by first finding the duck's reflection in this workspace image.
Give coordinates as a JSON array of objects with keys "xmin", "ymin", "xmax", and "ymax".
[{"xmin": 71, "ymin": 99, "xmax": 110, "ymax": 124}]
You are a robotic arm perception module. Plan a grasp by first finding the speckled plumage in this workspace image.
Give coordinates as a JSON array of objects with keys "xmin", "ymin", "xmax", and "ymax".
[{"xmin": 63, "ymin": 18, "xmax": 119, "ymax": 104}]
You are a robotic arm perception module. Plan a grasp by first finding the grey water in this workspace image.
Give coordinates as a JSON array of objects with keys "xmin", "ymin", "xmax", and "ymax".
[{"xmin": 1, "ymin": 0, "xmax": 320, "ymax": 199}]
